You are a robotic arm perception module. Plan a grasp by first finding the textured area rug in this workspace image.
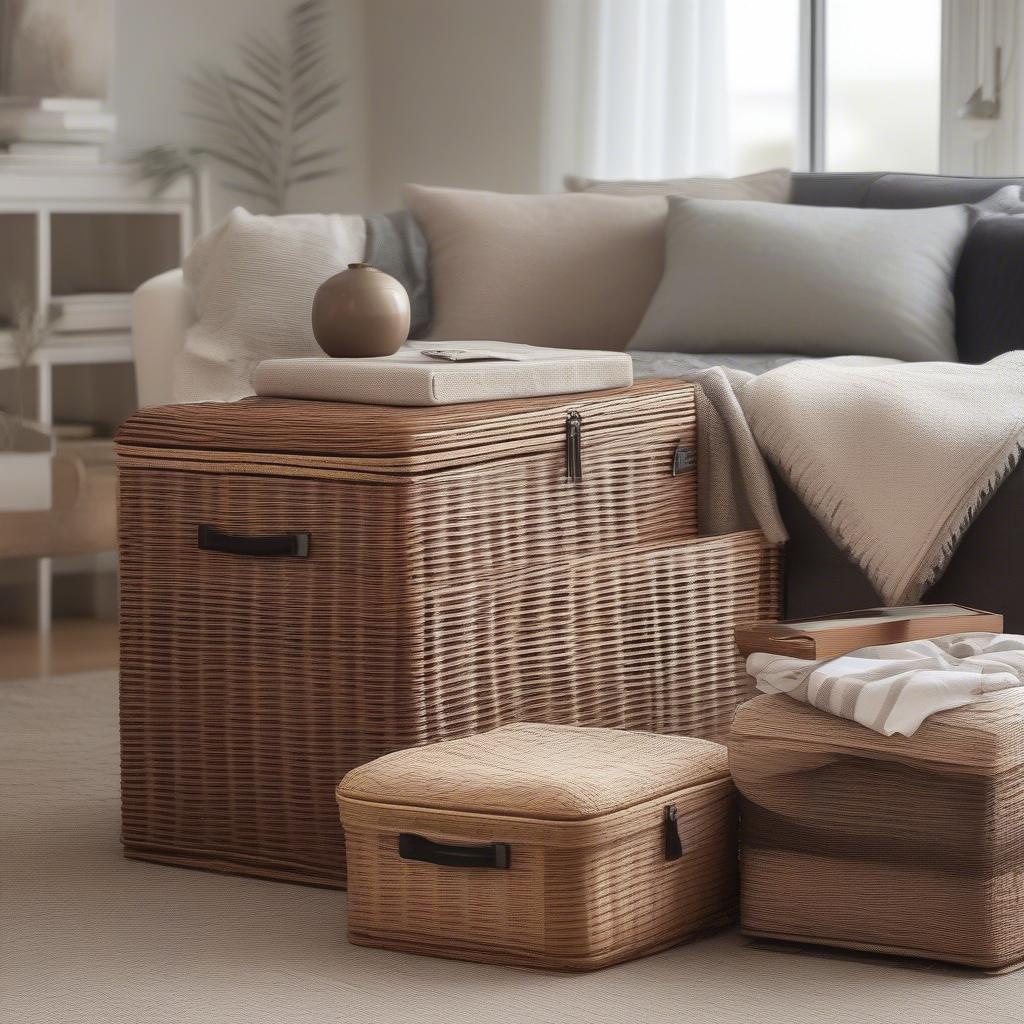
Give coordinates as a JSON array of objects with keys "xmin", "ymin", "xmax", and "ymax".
[{"xmin": 2, "ymin": 671, "xmax": 1023, "ymax": 1024}]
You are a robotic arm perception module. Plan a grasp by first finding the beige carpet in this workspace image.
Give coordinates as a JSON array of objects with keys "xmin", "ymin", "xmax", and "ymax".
[{"xmin": 2, "ymin": 672, "xmax": 1022, "ymax": 1024}]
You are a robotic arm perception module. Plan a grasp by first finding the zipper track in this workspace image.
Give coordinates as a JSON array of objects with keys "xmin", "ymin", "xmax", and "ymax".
[{"xmin": 566, "ymin": 410, "xmax": 583, "ymax": 483}]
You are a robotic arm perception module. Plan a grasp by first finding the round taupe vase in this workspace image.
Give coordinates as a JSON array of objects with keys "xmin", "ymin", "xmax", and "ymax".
[{"xmin": 311, "ymin": 263, "xmax": 411, "ymax": 357}]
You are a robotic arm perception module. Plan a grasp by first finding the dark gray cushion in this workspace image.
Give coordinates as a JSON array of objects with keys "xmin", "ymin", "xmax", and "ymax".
[
  {"xmin": 364, "ymin": 210, "xmax": 432, "ymax": 339},
  {"xmin": 791, "ymin": 171, "xmax": 1024, "ymax": 209},
  {"xmin": 630, "ymin": 351, "xmax": 803, "ymax": 378},
  {"xmin": 790, "ymin": 172, "xmax": 883, "ymax": 207},
  {"xmin": 864, "ymin": 173, "xmax": 1024, "ymax": 209},
  {"xmin": 955, "ymin": 213, "xmax": 1024, "ymax": 364}
]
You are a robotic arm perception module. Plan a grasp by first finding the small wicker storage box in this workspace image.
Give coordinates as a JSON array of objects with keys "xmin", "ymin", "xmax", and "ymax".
[
  {"xmin": 730, "ymin": 692, "xmax": 1024, "ymax": 972},
  {"xmin": 338, "ymin": 723, "xmax": 738, "ymax": 970},
  {"xmin": 117, "ymin": 381, "xmax": 779, "ymax": 886}
]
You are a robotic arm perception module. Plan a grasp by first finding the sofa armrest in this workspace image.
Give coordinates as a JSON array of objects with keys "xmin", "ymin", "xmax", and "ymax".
[{"xmin": 131, "ymin": 269, "xmax": 194, "ymax": 408}]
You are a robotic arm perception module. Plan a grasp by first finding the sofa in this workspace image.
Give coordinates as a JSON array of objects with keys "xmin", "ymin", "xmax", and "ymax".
[{"xmin": 131, "ymin": 171, "xmax": 1024, "ymax": 629}]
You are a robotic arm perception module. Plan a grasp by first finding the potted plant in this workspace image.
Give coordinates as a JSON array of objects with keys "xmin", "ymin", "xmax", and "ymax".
[{"xmin": 1, "ymin": 292, "xmax": 52, "ymax": 511}]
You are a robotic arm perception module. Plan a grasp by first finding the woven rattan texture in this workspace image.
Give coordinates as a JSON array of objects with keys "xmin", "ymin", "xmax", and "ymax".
[
  {"xmin": 339, "ymin": 723, "xmax": 729, "ymax": 819},
  {"xmin": 339, "ymin": 726, "xmax": 736, "ymax": 969},
  {"xmin": 117, "ymin": 383, "xmax": 778, "ymax": 886},
  {"xmin": 729, "ymin": 692, "xmax": 1024, "ymax": 972},
  {"xmin": 115, "ymin": 380, "xmax": 693, "ymax": 465}
]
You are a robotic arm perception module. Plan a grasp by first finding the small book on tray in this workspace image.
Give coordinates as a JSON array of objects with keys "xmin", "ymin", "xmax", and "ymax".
[
  {"xmin": 252, "ymin": 341, "xmax": 633, "ymax": 407},
  {"xmin": 734, "ymin": 604, "xmax": 1003, "ymax": 660}
]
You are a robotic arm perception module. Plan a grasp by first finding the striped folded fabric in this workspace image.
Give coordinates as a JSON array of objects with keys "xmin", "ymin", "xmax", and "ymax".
[{"xmin": 746, "ymin": 632, "xmax": 1024, "ymax": 737}]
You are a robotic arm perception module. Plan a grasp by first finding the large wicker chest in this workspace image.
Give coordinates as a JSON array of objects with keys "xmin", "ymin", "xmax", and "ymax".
[{"xmin": 116, "ymin": 381, "xmax": 779, "ymax": 886}]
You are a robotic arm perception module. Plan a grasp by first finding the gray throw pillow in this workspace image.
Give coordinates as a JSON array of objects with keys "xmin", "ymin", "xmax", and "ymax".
[{"xmin": 629, "ymin": 197, "xmax": 969, "ymax": 361}]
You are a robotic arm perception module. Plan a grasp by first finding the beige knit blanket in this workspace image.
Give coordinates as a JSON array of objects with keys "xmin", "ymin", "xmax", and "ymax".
[{"xmin": 691, "ymin": 352, "xmax": 1024, "ymax": 605}]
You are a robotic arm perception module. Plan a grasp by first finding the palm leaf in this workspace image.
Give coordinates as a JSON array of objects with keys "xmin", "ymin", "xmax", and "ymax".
[
  {"xmin": 291, "ymin": 147, "xmax": 339, "ymax": 167},
  {"xmin": 294, "ymin": 78, "xmax": 340, "ymax": 111},
  {"xmin": 222, "ymin": 73, "xmax": 283, "ymax": 113},
  {"xmin": 293, "ymin": 95, "xmax": 340, "ymax": 134},
  {"xmin": 287, "ymin": 167, "xmax": 342, "ymax": 186},
  {"xmin": 241, "ymin": 35, "xmax": 284, "ymax": 75},
  {"xmin": 175, "ymin": 0, "xmax": 345, "ymax": 213},
  {"xmin": 196, "ymin": 146, "xmax": 276, "ymax": 188},
  {"xmin": 222, "ymin": 180, "xmax": 280, "ymax": 204}
]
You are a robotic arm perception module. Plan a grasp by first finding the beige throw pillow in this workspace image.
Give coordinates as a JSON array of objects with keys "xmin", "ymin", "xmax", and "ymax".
[
  {"xmin": 564, "ymin": 167, "xmax": 791, "ymax": 203},
  {"xmin": 404, "ymin": 184, "xmax": 666, "ymax": 351},
  {"xmin": 175, "ymin": 207, "xmax": 365, "ymax": 403}
]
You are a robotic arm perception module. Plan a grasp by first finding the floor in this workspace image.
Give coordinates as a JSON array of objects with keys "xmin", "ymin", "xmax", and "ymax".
[
  {"xmin": 3, "ymin": 669, "xmax": 1023, "ymax": 1024},
  {"xmin": 0, "ymin": 618, "xmax": 118, "ymax": 682}
]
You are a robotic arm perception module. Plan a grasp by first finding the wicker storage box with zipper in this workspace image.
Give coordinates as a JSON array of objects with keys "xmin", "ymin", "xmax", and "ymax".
[
  {"xmin": 729, "ymin": 691, "xmax": 1024, "ymax": 973},
  {"xmin": 338, "ymin": 723, "xmax": 738, "ymax": 970},
  {"xmin": 116, "ymin": 380, "xmax": 779, "ymax": 887}
]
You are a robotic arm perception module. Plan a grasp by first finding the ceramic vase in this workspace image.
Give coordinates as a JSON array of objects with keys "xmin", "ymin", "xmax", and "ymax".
[{"xmin": 311, "ymin": 263, "xmax": 411, "ymax": 358}]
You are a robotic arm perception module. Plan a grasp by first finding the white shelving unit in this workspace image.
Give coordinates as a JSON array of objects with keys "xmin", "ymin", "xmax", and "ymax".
[{"xmin": 0, "ymin": 163, "xmax": 193, "ymax": 640}]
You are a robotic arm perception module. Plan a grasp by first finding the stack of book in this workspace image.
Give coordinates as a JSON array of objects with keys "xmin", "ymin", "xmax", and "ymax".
[
  {"xmin": 735, "ymin": 604, "xmax": 1004, "ymax": 661},
  {"xmin": 0, "ymin": 98, "xmax": 115, "ymax": 164},
  {"xmin": 252, "ymin": 341, "xmax": 635, "ymax": 407},
  {"xmin": 49, "ymin": 293, "xmax": 132, "ymax": 333}
]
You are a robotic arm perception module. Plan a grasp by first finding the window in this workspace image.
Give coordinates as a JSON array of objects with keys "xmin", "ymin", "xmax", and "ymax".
[
  {"xmin": 724, "ymin": 0, "xmax": 801, "ymax": 175},
  {"xmin": 576, "ymin": 0, "xmax": 991, "ymax": 181},
  {"xmin": 823, "ymin": 0, "xmax": 943, "ymax": 172}
]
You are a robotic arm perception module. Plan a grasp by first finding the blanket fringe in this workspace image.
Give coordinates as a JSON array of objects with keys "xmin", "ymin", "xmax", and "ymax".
[
  {"xmin": 755, "ymin": 421, "xmax": 1024, "ymax": 606},
  {"xmin": 918, "ymin": 438, "xmax": 1024, "ymax": 598}
]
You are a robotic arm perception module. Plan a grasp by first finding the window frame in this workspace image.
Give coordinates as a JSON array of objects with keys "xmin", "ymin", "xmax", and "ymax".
[
  {"xmin": 799, "ymin": 0, "xmax": 827, "ymax": 171},
  {"xmin": 800, "ymin": 0, "xmax": 951, "ymax": 173}
]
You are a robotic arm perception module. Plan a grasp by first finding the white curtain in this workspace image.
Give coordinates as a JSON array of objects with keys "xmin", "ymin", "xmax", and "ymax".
[{"xmin": 577, "ymin": 0, "xmax": 731, "ymax": 179}]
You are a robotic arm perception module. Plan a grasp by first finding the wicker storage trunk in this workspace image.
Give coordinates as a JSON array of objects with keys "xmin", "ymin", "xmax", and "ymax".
[
  {"xmin": 338, "ymin": 723, "xmax": 738, "ymax": 970},
  {"xmin": 117, "ymin": 381, "xmax": 779, "ymax": 886},
  {"xmin": 730, "ymin": 692, "xmax": 1024, "ymax": 972}
]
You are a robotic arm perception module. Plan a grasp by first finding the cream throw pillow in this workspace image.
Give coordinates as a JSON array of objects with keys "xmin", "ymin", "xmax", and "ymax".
[
  {"xmin": 565, "ymin": 167, "xmax": 791, "ymax": 203},
  {"xmin": 174, "ymin": 207, "xmax": 366, "ymax": 403},
  {"xmin": 404, "ymin": 184, "xmax": 666, "ymax": 351},
  {"xmin": 630, "ymin": 197, "xmax": 968, "ymax": 361}
]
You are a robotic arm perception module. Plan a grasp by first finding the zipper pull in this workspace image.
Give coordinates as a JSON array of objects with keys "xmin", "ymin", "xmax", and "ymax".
[
  {"xmin": 565, "ymin": 410, "xmax": 583, "ymax": 483},
  {"xmin": 664, "ymin": 804, "xmax": 683, "ymax": 861}
]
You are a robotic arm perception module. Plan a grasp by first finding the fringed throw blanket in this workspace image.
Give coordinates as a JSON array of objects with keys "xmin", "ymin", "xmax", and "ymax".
[{"xmin": 691, "ymin": 352, "xmax": 1024, "ymax": 605}]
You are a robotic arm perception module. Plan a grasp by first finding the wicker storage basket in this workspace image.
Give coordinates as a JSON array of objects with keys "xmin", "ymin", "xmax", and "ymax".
[
  {"xmin": 729, "ymin": 692, "xmax": 1024, "ymax": 972},
  {"xmin": 117, "ymin": 381, "xmax": 779, "ymax": 886},
  {"xmin": 338, "ymin": 723, "xmax": 738, "ymax": 970}
]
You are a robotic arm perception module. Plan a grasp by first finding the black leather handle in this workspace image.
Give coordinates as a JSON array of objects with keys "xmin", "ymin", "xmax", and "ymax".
[
  {"xmin": 398, "ymin": 833, "xmax": 511, "ymax": 870},
  {"xmin": 197, "ymin": 523, "xmax": 310, "ymax": 558}
]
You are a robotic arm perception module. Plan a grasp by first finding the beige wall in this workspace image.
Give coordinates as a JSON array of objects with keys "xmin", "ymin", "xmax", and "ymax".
[
  {"xmin": 363, "ymin": 0, "xmax": 549, "ymax": 210},
  {"xmin": 113, "ymin": 0, "xmax": 565, "ymax": 216},
  {"xmin": 113, "ymin": 0, "xmax": 366, "ymax": 218}
]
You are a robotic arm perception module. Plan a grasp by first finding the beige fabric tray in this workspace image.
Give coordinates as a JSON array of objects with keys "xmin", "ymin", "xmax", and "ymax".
[{"xmin": 338, "ymin": 724, "xmax": 738, "ymax": 969}]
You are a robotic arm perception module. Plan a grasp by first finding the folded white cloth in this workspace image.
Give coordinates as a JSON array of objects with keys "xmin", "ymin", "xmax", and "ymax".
[{"xmin": 747, "ymin": 632, "xmax": 1024, "ymax": 737}]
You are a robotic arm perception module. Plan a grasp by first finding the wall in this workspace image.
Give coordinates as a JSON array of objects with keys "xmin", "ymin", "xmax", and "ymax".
[
  {"xmin": 113, "ymin": 0, "xmax": 366, "ymax": 219},
  {"xmin": 363, "ymin": 0, "xmax": 549, "ymax": 210},
  {"xmin": 941, "ymin": 0, "xmax": 1024, "ymax": 177},
  {"xmin": 114, "ymin": 0, "xmax": 568, "ymax": 217}
]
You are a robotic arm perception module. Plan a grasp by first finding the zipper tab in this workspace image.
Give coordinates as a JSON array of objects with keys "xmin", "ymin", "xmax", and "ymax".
[
  {"xmin": 565, "ymin": 410, "xmax": 583, "ymax": 483},
  {"xmin": 672, "ymin": 446, "xmax": 696, "ymax": 476},
  {"xmin": 663, "ymin": 804, "xmax": 683, "ymax": 861}
]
